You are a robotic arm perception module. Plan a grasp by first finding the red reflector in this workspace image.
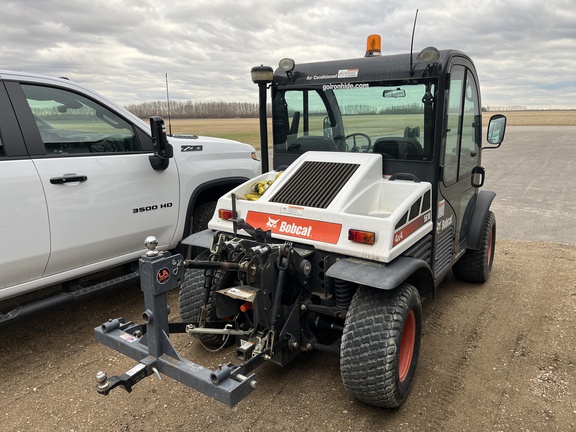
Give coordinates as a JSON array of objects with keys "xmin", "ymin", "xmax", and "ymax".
[
  {"xmin": 219, "ymin": 209, "xmax": 234, "ymax": 220},
  {"xmin": 348, "ymin": 229, "xmax": 375, "ymax": 245}
]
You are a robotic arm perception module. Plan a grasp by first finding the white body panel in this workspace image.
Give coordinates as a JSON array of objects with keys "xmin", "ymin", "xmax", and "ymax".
[{"xmin": 209, "ymin": 152, "xmax": 432, "ymax": 263}]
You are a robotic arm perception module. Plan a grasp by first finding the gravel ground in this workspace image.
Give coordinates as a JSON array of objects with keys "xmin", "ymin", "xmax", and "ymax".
[{"xmin": 2, "ymin": 240, "xmax": 575, "ymax": 432}]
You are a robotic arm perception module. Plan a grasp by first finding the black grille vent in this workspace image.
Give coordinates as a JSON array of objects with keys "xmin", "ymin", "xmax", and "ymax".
[{"xmin": 270, "ymin": 161, "xmax": 360, "ymax": 208}]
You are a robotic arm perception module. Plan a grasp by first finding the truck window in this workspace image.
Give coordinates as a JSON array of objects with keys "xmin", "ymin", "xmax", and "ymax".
[
  {"xmin": 21, "ymin": 85, "xmax": 140, "ymax": 155},
  {"xmin": 0, "ymin": 135, "xmax": 4, "ymax": 157}
]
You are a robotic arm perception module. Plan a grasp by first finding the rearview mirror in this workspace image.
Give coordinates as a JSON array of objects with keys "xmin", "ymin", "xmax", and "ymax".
[{"xmin": 383, "ymin": 88, "xmax": 406, "ymax": 98}]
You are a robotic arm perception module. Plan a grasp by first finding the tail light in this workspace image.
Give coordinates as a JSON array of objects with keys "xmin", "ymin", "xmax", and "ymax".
[
  {"xmin": 348, "ymin": 229, "xmax": 375, "ymax": 245},
  {"xmin": 218, "ymin": 209, "xmax": 234, "ymax": 220}
]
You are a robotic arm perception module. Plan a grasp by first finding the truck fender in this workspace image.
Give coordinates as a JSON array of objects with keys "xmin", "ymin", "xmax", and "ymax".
[
  {"xmin": 325, "ymin": 256, "xmax": 435, "ymax": 300},
  {"xmin": 467, "ymin": 190, "xmax": 496, "ymax": 250}
]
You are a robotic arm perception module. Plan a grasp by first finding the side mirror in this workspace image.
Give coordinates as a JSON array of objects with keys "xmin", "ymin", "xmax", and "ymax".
[
  {"xmin": 149, "ymin": 116, "xmax": 173, "ymax": 170},
  {"xmin": 322, "ymin": 116, "xmax": 333, "ymax": 140},
  {"xmin": 485, "ymin": 114, "xmax": 506, "ymax": 148}
]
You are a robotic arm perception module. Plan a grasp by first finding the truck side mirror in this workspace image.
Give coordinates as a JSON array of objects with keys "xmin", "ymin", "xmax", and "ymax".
[
  {"xmin": 149, "ymin": 116, "xmax": 173, "ymax": 171},
  {"xmin": 485, "ymin": 114, "xmax": 506, "ymax": 148}
]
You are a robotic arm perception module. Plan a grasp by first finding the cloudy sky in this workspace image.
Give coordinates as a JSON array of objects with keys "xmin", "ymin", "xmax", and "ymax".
[{"xmin": 1, "ymin": 0, "xmax": 575, "ymax": 109}]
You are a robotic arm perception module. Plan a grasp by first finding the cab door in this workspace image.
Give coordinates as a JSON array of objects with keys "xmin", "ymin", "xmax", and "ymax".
[
  {"xmin": 6, "ymin": 81, "xmax": 180, "ymax": 278},
  {"xmin": 438, "ymin": 63, "xmax": 482, "ymax": 255}
]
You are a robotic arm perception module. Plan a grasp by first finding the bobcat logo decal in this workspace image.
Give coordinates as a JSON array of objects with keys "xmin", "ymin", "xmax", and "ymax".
[{"xmin": 266, "ymin": 217, "xmax": 280, "ymax": 229}]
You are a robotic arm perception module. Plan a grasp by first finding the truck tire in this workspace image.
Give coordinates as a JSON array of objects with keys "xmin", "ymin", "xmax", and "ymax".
[
  {"xmin": 452, "ymin": 211, "xmax": 496, "ymax": 283},
  {"xmin": 340, "ymin": 283, "xmax": 421, "ymax": 408},
  {"xmin": 178, "ymin": 250, "xmax": 234, "ymax": 347}
]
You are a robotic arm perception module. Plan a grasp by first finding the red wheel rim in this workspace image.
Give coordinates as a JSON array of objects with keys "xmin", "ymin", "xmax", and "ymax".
[
  {"xmin": 399, "ymin": 309, "xmax": 416, "ymax": 382},
  {"xmin": 487, "ymin": 228, "xmax": 494, "ymax": 265}
]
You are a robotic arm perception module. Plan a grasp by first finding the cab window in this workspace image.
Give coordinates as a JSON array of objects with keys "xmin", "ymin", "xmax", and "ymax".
[
  {"xmin": 21, "ymin": 85, "xmax": 140, "ymax": 155},
  {"xmin": 443, "ymin": 65, "xmax": 481, "ymax": 185}
]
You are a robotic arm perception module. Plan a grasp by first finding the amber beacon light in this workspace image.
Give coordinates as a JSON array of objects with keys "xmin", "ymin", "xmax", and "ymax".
[{"xmin": 365, "ymin": 34, "xmax": 382, "ymax": 57}]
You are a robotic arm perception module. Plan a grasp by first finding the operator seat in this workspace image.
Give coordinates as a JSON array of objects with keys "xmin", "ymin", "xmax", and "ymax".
[
  {"xmin": 294, "ymin": 136, "xmax": 337, "ymax": 152},
  {"xmin": 373, "ymin": 137, "xmax": 422, "ymax": 160}
]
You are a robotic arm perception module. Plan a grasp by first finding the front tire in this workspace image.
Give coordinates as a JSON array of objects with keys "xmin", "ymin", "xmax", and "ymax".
[
  {"xmin": 340, "ymin": 283, "xmax": 422, "ymax": 408},
  {"xmin": 452, "ymin": 211, "xmax": 496, "ymax": 283}
]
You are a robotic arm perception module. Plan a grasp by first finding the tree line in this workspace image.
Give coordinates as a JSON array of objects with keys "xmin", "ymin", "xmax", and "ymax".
[{"xmin": 125, "ymin": 100, "xmax": 266, "ymax": 119}]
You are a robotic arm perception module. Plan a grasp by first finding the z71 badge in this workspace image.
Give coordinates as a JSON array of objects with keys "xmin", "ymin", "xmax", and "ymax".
[{"xmin": 181, "ymin": 145, "xmax": 203, "ymax": 152}]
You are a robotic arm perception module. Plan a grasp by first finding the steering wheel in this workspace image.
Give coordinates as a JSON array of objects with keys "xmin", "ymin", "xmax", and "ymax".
[{"xmin": 339, "ymin": 133, "xmax": 372, "ymax": 152}]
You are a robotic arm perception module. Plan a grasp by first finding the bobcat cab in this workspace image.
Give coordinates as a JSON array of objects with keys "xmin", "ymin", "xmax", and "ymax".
[{"xmin": 266, "ymin": 34, "xmax": 505, "ymax": 279}]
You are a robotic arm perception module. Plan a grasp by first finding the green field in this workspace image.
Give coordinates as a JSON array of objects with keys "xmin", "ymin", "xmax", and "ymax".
[{"xmin": 168, "ymin": 111, "xmax": 576, "ymax": 149}]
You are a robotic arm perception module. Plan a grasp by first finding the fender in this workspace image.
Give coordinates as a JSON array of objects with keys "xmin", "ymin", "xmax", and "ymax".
[
  {"xmin": 467, "ymin": 190, "xmax": 496, "ymax": 250},
  {"xmin": 325, "ymin": 256, "xmax": 435, "ymax": 300},
  {"xmin": 182, "ymin": 177, "xmax": 250, "ymax": 238}
]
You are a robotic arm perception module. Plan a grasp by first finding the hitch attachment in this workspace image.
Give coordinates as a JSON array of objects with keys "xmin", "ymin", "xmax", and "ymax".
[{"xmin": 93, "ymin": 237, "xmax": 260, "ymax": 407}]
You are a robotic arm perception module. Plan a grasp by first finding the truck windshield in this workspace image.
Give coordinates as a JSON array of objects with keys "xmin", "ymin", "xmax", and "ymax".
[{"xmin": 273, "ymin": 82, "xmax": 435, "ymax": 162}]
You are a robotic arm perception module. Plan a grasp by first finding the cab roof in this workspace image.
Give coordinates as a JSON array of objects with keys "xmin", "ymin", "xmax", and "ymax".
[{"xmin": 273, "ymin": 49, "xmax": 473, "ymax": 86}]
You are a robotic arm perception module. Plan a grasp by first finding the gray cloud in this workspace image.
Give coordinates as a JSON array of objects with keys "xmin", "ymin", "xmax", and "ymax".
[{"xmin": 1, "ymin": 0, "xmax": 574, "ymax": 108}]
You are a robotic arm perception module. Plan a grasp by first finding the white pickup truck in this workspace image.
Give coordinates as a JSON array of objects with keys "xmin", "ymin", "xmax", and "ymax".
[{"xmin": 0, "ymin": 69, "xmax": 261, "ymax": 324}]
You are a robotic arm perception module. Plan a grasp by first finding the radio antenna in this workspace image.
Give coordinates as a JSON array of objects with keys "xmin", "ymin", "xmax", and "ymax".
[
  {"xmin": 165, "ymin": 73, "xmax": 172, "ymax": 136},
  {"xmin": 409, "ymin": 9, "xmax": 419, "ymax": 76}
]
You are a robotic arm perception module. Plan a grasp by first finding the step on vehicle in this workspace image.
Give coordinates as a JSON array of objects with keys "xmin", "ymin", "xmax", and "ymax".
[{"xmin": 94, "ymin": 34, "xmax": 506, "ymax": 407}]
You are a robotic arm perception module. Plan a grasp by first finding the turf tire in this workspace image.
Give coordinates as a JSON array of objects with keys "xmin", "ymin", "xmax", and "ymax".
[
  {"xmin": 452, "ymin": 210, "xmax": 496, "ymax": 283},
  {"xmin": 340, "ymin": 283, "xmax": 422, "ymax": 408}
]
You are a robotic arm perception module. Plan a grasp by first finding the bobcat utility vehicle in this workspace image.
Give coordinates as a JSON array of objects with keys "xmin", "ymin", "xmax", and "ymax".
[{"xmin": 94, "ymin": 34, "xmax": 506, "ymax": 408}]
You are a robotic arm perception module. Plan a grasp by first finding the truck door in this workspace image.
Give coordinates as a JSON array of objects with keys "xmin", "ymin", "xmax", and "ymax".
[
  {"xmin": 7, "ymin": 82, "xmax": 179, "ymax": 278},
  {"xmin": 438, "ymin": 63, "xmax": 481, "ymax": 255},
  {"xmin": 0, "ymin": 83, "xmax": 50, "ymax": 291}
]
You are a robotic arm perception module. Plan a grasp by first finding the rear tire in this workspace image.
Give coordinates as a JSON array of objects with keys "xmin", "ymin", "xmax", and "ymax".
[
  {"xmin": 340, "ymin": 283, "xmax": 422, "ymax": 408},
  {"xmin": 178, "ymin": 250, "xmax": 235, "ymax": 347},
  {"xmin": 452, "ymin": 211, "xmax": 496, "ymax": 283}
]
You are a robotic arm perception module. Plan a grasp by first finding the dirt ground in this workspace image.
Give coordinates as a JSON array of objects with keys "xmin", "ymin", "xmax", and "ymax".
[{"xmin": 1, "ymin": 240, "xmax": 575, "ymax": 432}]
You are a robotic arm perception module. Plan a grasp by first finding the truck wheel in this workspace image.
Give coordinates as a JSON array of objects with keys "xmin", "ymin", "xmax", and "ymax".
[
  {"xmin": 340, "ymin": 283, "xmax": 421, "ymax": 408},
  {"xmin": 452, "ymin": 211, "xmax": 496, "ymax": 283},
  {"xmin": 178, "ymin": 250, "xmax": 234, "ymax": 347}
]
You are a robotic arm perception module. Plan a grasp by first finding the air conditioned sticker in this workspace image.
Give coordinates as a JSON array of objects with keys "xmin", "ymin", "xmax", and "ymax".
[
  {"xmin": 246, "ymin": 211, "xmax": 342, "ymax": 244},
  {"xmin": 337, "ymin": 68, "xmax": 359, "ymax": 78}
]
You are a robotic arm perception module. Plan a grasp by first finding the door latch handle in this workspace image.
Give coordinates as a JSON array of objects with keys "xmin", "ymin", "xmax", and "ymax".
[{"xmin": 50, "ymin": 174, "xmax": 88, "ymax": 184}]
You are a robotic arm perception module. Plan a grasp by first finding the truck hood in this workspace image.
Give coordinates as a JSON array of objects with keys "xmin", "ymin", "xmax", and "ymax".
[{"xmin": 209, "ymin": 151, "xmax": 432, "ymax": 263}]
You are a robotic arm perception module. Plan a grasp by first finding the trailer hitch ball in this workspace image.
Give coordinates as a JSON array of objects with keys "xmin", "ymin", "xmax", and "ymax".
[{"xmin": 95, "ymin": 371, "xmax": 110, "ymax": 390}]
